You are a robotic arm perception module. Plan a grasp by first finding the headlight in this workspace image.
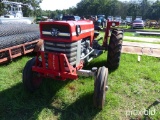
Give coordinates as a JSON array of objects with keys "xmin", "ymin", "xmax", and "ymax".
[
  {"xmin": 112, "ymin": 23, "xmax": 116, "ymax": 26},
  {"xmin": 76, "ymin": 25, "xmax": 81, "ymax": 36}
]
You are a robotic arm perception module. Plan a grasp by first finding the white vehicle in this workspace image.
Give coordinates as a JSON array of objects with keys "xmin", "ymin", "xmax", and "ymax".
[
  {"xmin": 135, "ymin": 16, "xmax": 142, "ymax": 20},
  {"xmin": 132, "ymin": 20, "xmax": 144, "ymax": 29},
  {"xmin": 114, "ymin": 16, "xmax": 122, "ymax": 23},
  {"xmin": 107, "ymin": 16, "xmax": 113, "ymax": 21},
  {"xmin": 0, "ymin": 0, "xmax": 34, "ymax": 24},
  {"xmin": 126, "ymin": 16, "xmax": 132, "ymax": 25}
]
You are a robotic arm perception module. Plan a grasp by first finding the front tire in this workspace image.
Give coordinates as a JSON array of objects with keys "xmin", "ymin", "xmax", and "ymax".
[
  {"xmin": 93, "ymin": 66, "xmax": 108, "ymax": 109},
  {"xmin": 23, "ymin": 57, "xmax": 42, "ymax": 92},
  {"xmin": 107, "ymin": 29, "xmax": 123, "ymax": 70}
]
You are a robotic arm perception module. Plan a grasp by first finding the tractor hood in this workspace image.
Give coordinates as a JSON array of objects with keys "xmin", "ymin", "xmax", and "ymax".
[{"xmin": 39, "ymin": 20, "xmax": 94, "ymax": 42}]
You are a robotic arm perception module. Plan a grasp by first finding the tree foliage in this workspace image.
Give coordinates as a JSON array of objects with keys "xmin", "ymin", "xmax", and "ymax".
[
  {"xmin": 2, "ymin": 0, "xmax": 159, "ymax": 20},
  {"xmin": 43, "ymin": 0, "xmax": 160, "ymax": 20},
  {"xmin": 0, "ymin": 2, "xmax": 5, "ymax": 16}
]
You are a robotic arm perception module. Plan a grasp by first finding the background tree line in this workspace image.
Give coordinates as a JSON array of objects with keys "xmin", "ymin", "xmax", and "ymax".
[
  {"xmin": 42, "ymin": 0, "xmax": 160, "ymax": 20},
  {"xmin": 0, "ymin": 0, "xmax": 160, "ymax": 20}
]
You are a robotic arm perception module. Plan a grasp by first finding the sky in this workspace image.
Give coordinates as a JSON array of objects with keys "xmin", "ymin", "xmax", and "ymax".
[
  {"xmin": 40, "ymin": 0, "xmax": 81, "ymax": 11},
  {"xmin": 40, "ymin": 0, "xmax": 138, "ymax": 11}
]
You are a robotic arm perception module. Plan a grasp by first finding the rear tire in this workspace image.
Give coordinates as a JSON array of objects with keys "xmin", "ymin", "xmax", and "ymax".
[
  {"xmin": 107, "ymin": 29, "xmax": 123, "ymax": 70},
  {"xmin": 23, "ymin": 57, "xmax": 42, "ymax": 92},
  {"xmin": 93, "ymin": 66, "xmax": 108, "ymax": 109}
]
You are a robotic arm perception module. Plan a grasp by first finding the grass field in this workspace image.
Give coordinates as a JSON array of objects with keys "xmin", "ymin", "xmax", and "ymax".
[
  {"xmin": 140, "ymin": 28, "xmax": 160, "ymax": 32},
  {"xmin": 124, "ymin": 26, "xmax": 160, "ymax": 32},
  {"xmin": 123, "ymin": 31, "xmax": 160, "ymax": 44},
  {"xmin": 122, "ymin": 39, "xmax": 160, "ymax": 44},
  {"xmin": 124, "ymin": 32, "xmax": 160, "ymax": 39},
  {"xmin": 0, "ymin": 52, "xmax": 159, "ymax": 120}
]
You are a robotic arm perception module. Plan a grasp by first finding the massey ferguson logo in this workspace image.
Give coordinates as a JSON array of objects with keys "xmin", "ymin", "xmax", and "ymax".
[{"xmin": 51, "ymin": 28, "xmax": 59, "ymax": 36}]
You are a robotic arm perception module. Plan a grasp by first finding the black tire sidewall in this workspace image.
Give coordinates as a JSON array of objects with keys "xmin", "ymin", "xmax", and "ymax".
[
  {"xmin": 23, "ymin": 57, "xmax": 37, "ymax": 92},
  {"xmin": 107, "ymin": 29, "xmax": 123, "ymax": 70}
]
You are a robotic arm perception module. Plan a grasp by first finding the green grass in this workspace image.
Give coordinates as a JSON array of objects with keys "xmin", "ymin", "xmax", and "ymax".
[
  {"xmin": 142, "ymin": 28, "xmax": 160, "ymax": 31},
  {"xmin": 123, "ymin": 31, "xmax": 160, "ymax": 44},
  {"xmin": 124, "ymin": 26, "xmax": 160, "ymax": 31},
  {"xmin": 123, "ymin": 39, "xmax": 160, "ymax": 44},
  {"xmin": 124, "ymin": 32, "xmax": 160, "ymax": 38},
  {"xmin": 124, "ymin": 32, "xmax": 135, "ymax": 37},
  {"xmin": 0, "ymin": 53, "xmax": 160, "ymax": 120}
]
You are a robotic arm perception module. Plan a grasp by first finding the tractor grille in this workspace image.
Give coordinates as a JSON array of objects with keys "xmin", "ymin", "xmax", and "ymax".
[
  {"xmin": 41, "ymin": 24, "xmax": 70, "ymax": 39},
  {"xmin": 44, "ymin": 41, "xmax": 78, "ymax": 66}
]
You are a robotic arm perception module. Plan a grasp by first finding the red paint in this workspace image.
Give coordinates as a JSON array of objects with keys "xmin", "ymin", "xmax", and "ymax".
[
  {"xmin": 39, "ymin": 20, "xmax": 94, "ymax": 44},
  {"xmin": 32, "ymin": 51, "xmax": 78, "ymax": 80},
  {"xmin": 103, "ymin": 20, "xmax": 120, "ymax": 47}
]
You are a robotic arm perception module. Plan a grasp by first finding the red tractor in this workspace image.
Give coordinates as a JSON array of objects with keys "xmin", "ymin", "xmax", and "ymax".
[{"xmin": 22, "ymin": 19, "xmax": 123, "ymax": 109}]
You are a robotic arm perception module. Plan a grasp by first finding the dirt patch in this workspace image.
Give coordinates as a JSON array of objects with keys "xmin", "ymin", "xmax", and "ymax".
[
  {"xmin": 124, "ymin": 36, "xmax": 160, "ymax": 43},
  {"xmin": 122, "ymin": 46, "xmax": 160, "ymax": 57},
  {"xmin": 123, "ymin": 41, "xmax": 160, "ymax": 49}
]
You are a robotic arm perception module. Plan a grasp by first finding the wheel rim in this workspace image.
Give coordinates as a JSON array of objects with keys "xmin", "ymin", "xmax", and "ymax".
[{"xmin": 102, "ymin": 71, "xmax": 108, "ymax": 106}]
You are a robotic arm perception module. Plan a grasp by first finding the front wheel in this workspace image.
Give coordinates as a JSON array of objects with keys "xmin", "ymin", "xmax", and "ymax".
[
  {"xmin": 93, "ymin": 66, "xmax": 108, "ymax": 109},
  {"xmin": 22, "ymin": 57, "xmax": 42, "ymax": 92},
  {"xmin": 107, "ymin": 29, "xmax": 123, "ymax": 70}
]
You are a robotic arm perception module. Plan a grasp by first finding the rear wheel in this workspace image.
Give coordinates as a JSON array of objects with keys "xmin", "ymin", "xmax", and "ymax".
[
  {"xmin": 23, "ymin": 57, "xmax": 42, "ymax": 92},
  {"xmin": 93, "ymin": 66, "xmax": 108, "ymax": 109},
  {"xmin": 107, "ymin": 29, "xmax": 123, "ymax": 70}
]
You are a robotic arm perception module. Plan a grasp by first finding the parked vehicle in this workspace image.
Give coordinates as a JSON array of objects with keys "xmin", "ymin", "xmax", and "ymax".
[
  {"xmin": 62, "ymin": 15, "xmax": 81, "ymax": 21},
  {"xmin": 126, "ymin": 16, "xmax": 132, "ymax": 25},
  {"xmin": 35, "ymin": 16, "xmax": 48, "ymax": 23},
  {"xmin": 132, "ymin": 20, "xmax": 144, "ymax": 29},
  {"xmin": 97, "ymin": 15, "xmax": 106, "ymax": 27},
  {"xmin": 108, "ymin": 16, "xmax": 114, "ymax": 21},
  {"xmin": 114, "ymin": 16, "xmax": 122, "ymax": 23},
  {"xmin": 135, "ymin": 16, "xmax": 142, "ymax": 20},
  {"xmin": 146, "ymin": 20, "xmax": 158, "ymax": 28}
]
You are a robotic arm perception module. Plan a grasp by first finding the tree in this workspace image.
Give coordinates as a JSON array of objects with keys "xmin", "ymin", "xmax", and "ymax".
[
  {"xmin": 146, "ymin": 0, "xmax": 160, "ymax": 20},
  {"xmin": 0, "ymin": 2, "xmax": 5, "ymax": 16},
  {"xmin": 39, "ymin": 0, "xmax": 160, "ymax": 20}
]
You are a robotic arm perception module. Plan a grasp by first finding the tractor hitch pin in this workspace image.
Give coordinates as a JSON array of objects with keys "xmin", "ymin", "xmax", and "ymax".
[
  {"xmin": 105, "ymin": 86, "xmax": 108, "ymax": 91},
  {"xmin": 77, "ymin": 68, "xmax": 109, "ymax": 91},
  {"xmin": 77, "ymin": 67, "xmax": 97, "ymax": 77}
]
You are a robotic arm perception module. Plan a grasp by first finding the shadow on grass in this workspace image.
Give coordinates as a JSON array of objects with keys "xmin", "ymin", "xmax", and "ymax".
[
  {"xmin": 0, "ymin": 78, "xmax": 101, "ymax": 120},
  {"xmin": 84, "ymin": 59, "xmax": 118, "ymax": 74},
  {"xmin": 48, "ymin": 92, "xmax": 101, "ymax": 120},
  {"xmin": 0, "ymin": 78, "xmax": 70, "ymax": 120}
]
